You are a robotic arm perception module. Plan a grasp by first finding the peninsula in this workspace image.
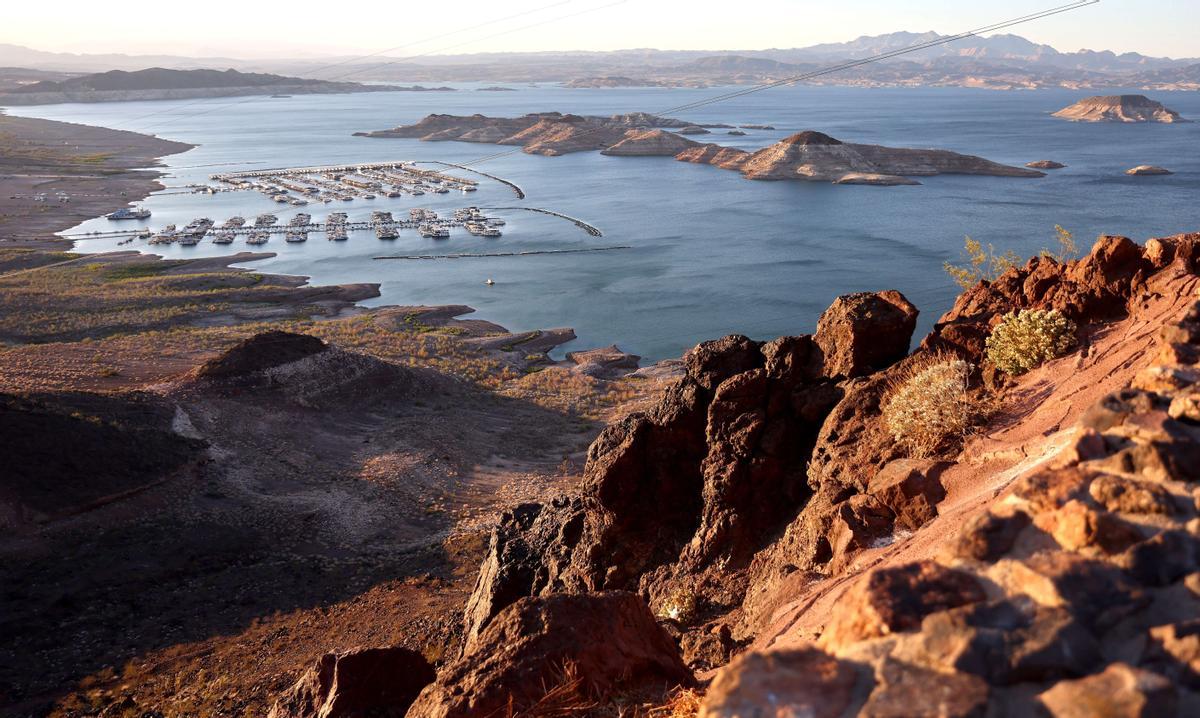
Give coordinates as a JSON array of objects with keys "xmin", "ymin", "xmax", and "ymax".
[
  {"xmin": 0, "ymin": 67, "xmax": 416, "ymax": 105},
  {"xmin": 359, "ymin": 114, "xmax": 1044, "ymax": 184}
]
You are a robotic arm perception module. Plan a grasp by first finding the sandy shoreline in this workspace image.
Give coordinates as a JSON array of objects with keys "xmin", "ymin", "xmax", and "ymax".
[{"xmin": 0, "ymin": 111, "xmax": 193, "ymax": 246}]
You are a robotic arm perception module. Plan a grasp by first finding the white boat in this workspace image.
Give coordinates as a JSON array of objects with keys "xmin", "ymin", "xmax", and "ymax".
[{"xmin": 106, "ymin": 207, "xmax": 151, "ymax": 220}]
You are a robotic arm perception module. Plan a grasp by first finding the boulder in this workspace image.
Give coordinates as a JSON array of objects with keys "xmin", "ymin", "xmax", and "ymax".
[
  {"xmin": 1117, "ymin": 530, "xmax": 1200, "ymax": 587},
  {"xmin": 1089, "ymin": 475, "xmax": 1177, "ymax": 515},
  {"xmin": 268, "ymin": 647, "xmax": 435, "ymax": 718},
  {"xmin": 1033, "ymin": 499, "xmax": 1143, "ymax": 554},
  {"xmin": 951, "ymin": 509, "xmax": 1031, "ymax": 562},
  {"xmin": 1140, "ymin": 621, "xmax": 1200, "ymax": 689},
  {"xmin": 1038, "ymin": 663, "xmax": 1177, "ymax": 717},
  {"xmin": 408, "ymin": 592, "xmax": 690, "ymax": 718},
  {"xmin": 815, "ymin": 291, "xmax": 919, "ymax": 379},
  {"xmin": 867, "ymin": 459, "xmax": 949, "ymax": 531},
  {"xmin": 699, "ymin": 646, "xmax": 861, "ymax": 718},
  {"xmin": 861, "ymin": 657, "xmax": 988, "ymax": 718},
  {"xmin": 891, "ymin": 598, "xmax": 1101, "ymax": 685},
  {"xmin": 988, "ymin": 553, "xmax": 1148, "ymax": 632},
  {"xmin": 820, "ymin": 561, "xmax": 986, "ymax": 652}
]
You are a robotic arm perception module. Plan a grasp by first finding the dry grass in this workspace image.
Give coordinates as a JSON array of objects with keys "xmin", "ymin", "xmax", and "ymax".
[
  {"xmin": 882, "ymin": 354, "xmax": 979, "ymax": 458},
  {"xmin": 644, "ymin": 688, "xmax": 703, "ymax": 718}
]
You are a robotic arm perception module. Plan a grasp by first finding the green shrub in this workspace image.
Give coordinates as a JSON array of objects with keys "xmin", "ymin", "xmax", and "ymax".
[
  {"xmin": 882, "ymin": 358, "xmax": 976, "ymax": 458},
  {"xmin": 986, "ymin": 309, "xmax": 1077, "ymax": 375}
]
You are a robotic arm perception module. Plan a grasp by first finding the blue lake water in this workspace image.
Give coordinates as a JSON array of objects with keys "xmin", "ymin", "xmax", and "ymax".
[{"xmin": 9, "ymin": 85, "xmax": 1200, "ymax": 361}]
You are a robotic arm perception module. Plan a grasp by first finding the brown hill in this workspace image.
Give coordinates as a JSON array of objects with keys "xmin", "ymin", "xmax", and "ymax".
[{"xmin": 1052, "ymin": 94, "xmax": 1190, "ymax": 123}]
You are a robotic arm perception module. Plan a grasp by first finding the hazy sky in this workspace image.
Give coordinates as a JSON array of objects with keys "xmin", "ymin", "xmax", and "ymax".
[{"xmin": 5, "ymin": 0, "xmax": 1198, "ymax": 60}]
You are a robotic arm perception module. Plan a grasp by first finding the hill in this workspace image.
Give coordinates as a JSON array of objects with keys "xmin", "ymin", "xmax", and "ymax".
[{"xmin": 0, "ymin": 67, "xmax": 407, "ymax": 105}]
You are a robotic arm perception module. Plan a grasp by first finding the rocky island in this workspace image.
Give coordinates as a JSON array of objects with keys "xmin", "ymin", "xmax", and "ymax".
[
  {"xmin": 1052, "ymin": 94, "xmax": 1190, "ymax": 123},
  {"xmin": 360, "ymin": 114, "xmax": 1044, "ymax": 185},
  {"xmin": 1127, "ymin": 165, "xmax": 1174, "ymax": 176},
  {"xmin": 0, "ymin": 67, "xmax": 412, "ymax": 105}
]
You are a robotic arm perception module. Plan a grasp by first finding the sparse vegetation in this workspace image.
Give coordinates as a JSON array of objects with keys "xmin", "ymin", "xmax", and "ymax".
[
  {"xmin": 657, "ymin": 587, "xmax": 698, "ymax": 624},
  {"xmin": 944, "ymin": 226, "xmax": 1080, "ymax": 290},
  {"xmin": 882, "ymin": 356, "xmax": 977, "ymax": 458},
  {"xmin": 986, "ymin": 309, "xmax": 1078, "ymax": 375},
  {"xmin": 944, "ymin": 236, "xmax": 1021, "ymax": 290}
]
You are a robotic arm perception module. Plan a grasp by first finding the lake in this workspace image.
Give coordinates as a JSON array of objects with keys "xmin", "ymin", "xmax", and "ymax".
[{"xmin": 10, "ymin": 84, "xmax": 1200, "ymax": 361}]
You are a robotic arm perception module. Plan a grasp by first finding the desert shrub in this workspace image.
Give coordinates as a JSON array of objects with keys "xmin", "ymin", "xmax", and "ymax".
[
  {"xmin": 882, "ymin": 357, "xmax": 976, "ymax": 458},
  {"xmin": 1042, "ymin": 225, "xmax": 1079, "ymax": 263},
  {"xmin": 986, "ymin": 309, "xmax": 1077, "ymax": 375},
  {"xmin": 657, "ymin": 587, "xmax": 697, "ymax": 624},
  {"xmin": 944, "ymin": 237, "xmax": 1021, "ymax": 290}
]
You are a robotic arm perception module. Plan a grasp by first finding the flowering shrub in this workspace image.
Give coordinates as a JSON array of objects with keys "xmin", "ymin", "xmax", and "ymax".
[
  {"xmin": 883, "ymin": 358, "xmax": 975, "ymax": 458},
  {"xmin": 986, "ymin": 309, "xmax": 1077, "ymax": 375}
]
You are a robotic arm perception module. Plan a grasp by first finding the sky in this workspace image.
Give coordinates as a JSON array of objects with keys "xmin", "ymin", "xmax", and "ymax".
[{"xmin": 4, "ymin": 0, "xmax": 1199, "ymax": 60}]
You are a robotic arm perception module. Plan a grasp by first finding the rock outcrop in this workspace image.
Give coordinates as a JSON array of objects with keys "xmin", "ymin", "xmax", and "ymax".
[
  {"xmin": 268, "ymin": 647, "xmax": 435, "ymax": 718},
  {"xmin": 1028, "ymin": 160, "xmax": 1067, "ymax": 169},
  {"xmin": 1127, "ymin": 165, "xmax": 1174, "ymax": 176},
  {"xmin": 408, "ymin": 592, "xmax": 690, "ymax": 718},
  {"xmin": 459, "ymin": 290, "xmax": 921, "ymax": 658},
  {"xmin": 195, "ymin": 331, "xmax": 328, "ymax": 380},
  {"xmin": 698, "ymin": 236, "xmax": 1200, "ymax": 717},
  {"xmin": 600, "ymin": 129, "xmax": 701, "ymax": 156},
  {"xmin": 1053, "ymin": 94, "xmax": 1190, "ymax": 123},
  {"xmin": 719, "ymin": 130, "xmax": 1044, "ymax": 183}
]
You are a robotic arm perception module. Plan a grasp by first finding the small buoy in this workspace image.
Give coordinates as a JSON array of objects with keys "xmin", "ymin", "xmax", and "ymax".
[{"xmin": 485, "ymin": 278, "xmax": 495, "ymax": 286}]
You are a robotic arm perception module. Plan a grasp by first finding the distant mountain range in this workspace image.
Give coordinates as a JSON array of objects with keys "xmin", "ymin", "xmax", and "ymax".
[{"xmin": 1, "ymin": 33, "xmax": 1197, "ymax": 91}]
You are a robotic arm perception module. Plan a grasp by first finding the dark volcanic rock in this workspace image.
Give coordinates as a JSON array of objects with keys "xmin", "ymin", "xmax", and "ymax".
[
  {"xmin": 196, "ymin": 331, "xmax": 327, "ymax": 379},
  {"xmin": 408, "ymin": 592, "xmax": 690, "ymax": 718},
  {"xmin": 951, "ymin": 509, "xmax": 1031, "ymax": 562},
  {"xmin": 268, "ymin": 646, "xmax": 435, "ymax": 718}
]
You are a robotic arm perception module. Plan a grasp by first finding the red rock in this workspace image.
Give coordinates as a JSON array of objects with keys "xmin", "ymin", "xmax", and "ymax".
[
  {"xmin": 1038, "ymin": 663, "xmax": 1177, "ymax": 717},
  {"xmin": 1118, "ymin": 530, "xmax": 1200, "ymax": 586},
  {"xmin": 861, "ymin": 657, "xmax": 988, "ymax": 718},
  {"xmin": 1034, "ymin": 499, "xmax": 1143, "ymax": 554},
  {"xmin": 815, "ymin": 291, "xmax": 918, "ymax": 379},
  {"xmin": 867, "ymin": 459, "xmax": 949, "ymax": 531},
  {"xmin": 827, "ymin": 494, "xmax": 895, "ymax": 561},
  {"xmin": 699, "ymin": 646, "xmax": 860, "ymax": 718},
  {"xmin": 991, "ymin": 553, "xmax": 1148, "ymax": 632},
  {"xmin": 1089, "ymin": 475, "xmax": 1177, "ymax": 515},
  {"xmin": 951, "ymin": 509, "xmax": 1031, "ymax": 562},
  {"xmin": 1141, "ymin": 621, "xmax": 1200, "ymax": 689},
  {"xmin": 820, "ymin": 560, "xmax": 985, "ymax": 652},
  {"xmin": 408, "ymin": 592, "xmax": 690, "ymax": 718},
  {"xmin": 1011, "ymin": 467, "xmax": 1093, "ymax": 514},
  {"xmin": 268, "ymin": 646, "xmax": 435, "ymax": 718}
]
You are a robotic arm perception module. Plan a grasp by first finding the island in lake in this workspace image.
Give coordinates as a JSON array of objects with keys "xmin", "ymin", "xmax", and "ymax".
[
  {"xmin": 0, "ymin": 67, "xmax": 419, "ymax": 105},
  {"xmin": 1052, "ymin": 94, "xmax": 1190, "ymax": 123},
  {"xmin": 359, "ymin": 113, "xmax": 1045, "ymax": 185}
]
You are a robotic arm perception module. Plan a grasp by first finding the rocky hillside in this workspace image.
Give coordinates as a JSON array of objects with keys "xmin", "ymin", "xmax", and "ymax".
[
  {"xmin": 266, "ymin": 231, "xmax": 1200, "ymax": 716},
  {"xmin": 1053, "ymin": 94, "xmax": 1191, "ymax": 123}
]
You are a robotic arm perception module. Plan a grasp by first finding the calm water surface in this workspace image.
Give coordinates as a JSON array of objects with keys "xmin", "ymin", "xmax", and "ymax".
[{"xmin": 10, "ymin": 85, "xmax": 1200, "ymax": 360}]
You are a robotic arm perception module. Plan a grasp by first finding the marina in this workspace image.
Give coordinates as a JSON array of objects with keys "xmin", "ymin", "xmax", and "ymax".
[{"xmin": 205, "ymin": 161, "xmax": 482, "ymax": 205}]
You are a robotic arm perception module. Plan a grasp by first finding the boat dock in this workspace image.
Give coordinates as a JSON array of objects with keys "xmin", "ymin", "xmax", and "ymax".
[
  {"xmin": 205, "ymin": 161, "xmax": 479, "ymax": 205},
  {"xmin": 414, "ymin": 161, "xmax": 525, "ymax": 199},
  {"xmin": 479, "ymin": 207, "xmax": 602, "ymax": 237}
]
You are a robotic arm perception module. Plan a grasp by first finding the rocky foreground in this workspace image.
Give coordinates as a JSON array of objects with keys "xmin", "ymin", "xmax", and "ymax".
[
  {"xmin": 360, "ymin": 113, "xmax": 1042, "ymax": 185},
  {"xmin": 263, "ymin": 231, "xmax": 1200, "ymax": 716},
  {"xmin": 1053, "ymin": 94, "xmax": 1191, "ymax": 123}
]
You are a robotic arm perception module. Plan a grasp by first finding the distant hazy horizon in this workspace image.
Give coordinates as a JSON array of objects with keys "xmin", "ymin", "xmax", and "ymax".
[{"xmin": 4, "ymin": 0, "xmax": 1198, "ymax": 62}]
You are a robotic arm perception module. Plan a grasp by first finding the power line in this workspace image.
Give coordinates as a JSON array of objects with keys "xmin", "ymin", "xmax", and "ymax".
[{"xmin": 460, "ymin": 0, "xmax": 1100, "ymax": 167}]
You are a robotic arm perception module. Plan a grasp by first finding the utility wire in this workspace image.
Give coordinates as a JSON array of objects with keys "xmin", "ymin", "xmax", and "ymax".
[{"xmin": 461, "ymin": 0, "xmax": 1100, "ymax": 166}]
